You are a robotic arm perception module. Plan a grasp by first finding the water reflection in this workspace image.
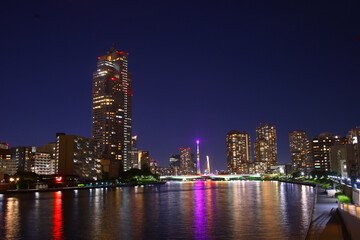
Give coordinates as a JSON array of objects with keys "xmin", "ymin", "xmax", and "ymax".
[
  {"xmin": 52, "ymin": 191, "xmax": 63, "ymax": 240},
  {"xmin": 0, "ymin": 181, "xmax": 314, "ymax": 240},
  {"xmin": 5, "ymin": 197, "xmax": 20, "ymax": 239},
  {"xmin": 193, "ymin": 182, "xmax": 207, "ymax": 239}
]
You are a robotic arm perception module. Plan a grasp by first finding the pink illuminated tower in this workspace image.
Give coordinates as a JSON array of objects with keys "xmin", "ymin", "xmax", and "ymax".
[{"xmin": 196, "ymin": 140, "xmax": 201, "ymax": 174}]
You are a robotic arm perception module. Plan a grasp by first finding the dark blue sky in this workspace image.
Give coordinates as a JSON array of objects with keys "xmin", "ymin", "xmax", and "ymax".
[{"xmin": 1, "ymin": 0, "xmax": 359, "ymax": 171}]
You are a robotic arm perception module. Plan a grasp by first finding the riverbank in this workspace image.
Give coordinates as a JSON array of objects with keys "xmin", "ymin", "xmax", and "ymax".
[
  {"xmin": 275, "ymin": 179, "xmax": 348, "ymax": 239},
  {"xmin": 0, "ymin": 181, "xmax": 166, "ymax": 194},
  {"xmin": 277, "ymin": 179, "xmax": 316, "ymax": 187},
  {"xmin": 305, "ymin": 186, "xmax": 349, "ymax": 240}
]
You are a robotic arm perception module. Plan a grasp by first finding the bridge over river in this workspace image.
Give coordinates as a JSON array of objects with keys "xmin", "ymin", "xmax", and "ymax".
[{"xmin": 160, "ymin": 174, "xmax": 262, "ymax": 181}]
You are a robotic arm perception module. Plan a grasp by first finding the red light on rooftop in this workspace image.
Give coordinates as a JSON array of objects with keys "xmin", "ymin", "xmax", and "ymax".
[
  {"xmin": 126, "ymin": 53, "xmax": 129, "ymax": 55},
  {"xmin": 97, "ymin": 57, "xmax": 102, "ymax": 59},
  {"xmin": 188, "ymin": 148, "xmax": 190, "ymax": 149},
  {"xmin": 116, "ymin": 51, "xmax": 124, "ymax": 54},
  {"xmin": 180, "ymin": 148, "xmax": 182, "ymax": 150}
]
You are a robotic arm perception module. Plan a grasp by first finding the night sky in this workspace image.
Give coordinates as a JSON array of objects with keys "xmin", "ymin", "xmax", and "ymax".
[{"xmin": 1, "ymin": 0, "xmax": 360, "ymax": 171}]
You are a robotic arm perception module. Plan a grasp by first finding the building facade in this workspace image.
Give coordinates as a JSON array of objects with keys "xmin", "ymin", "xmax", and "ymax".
[
  {"xmin": 180, "ymin": 148, "xmax": 192, "ymax": 175},
  {"xmin": 226, "ymin": 130, "xmax": 252, "ymax": 174},
  {"xmin": 31, "ymin": 152, "xmax": 56, "ymax": 175},
  {"xmin": 169, "ymin": 154, "xmax": 181, "ymax": 175},
  {"xmin": 289, "ymin": 130, "xmax": 307, "ymax": 172},
  {"xmin": 306, "ymin": 133, "xmax": 346, "ymax": 173},
  {"xmin": 139, "ymin": 151, "xmax": 150, "ymax": 168},
  {"xmin": 0, "ymin": 143, "xmax": 17, "ymax": 175},
  {"xmin": 329, "ymin": 143, "xmax": 355, "ymax": 178},
  {"xmin": 129, "ymin": 135, "xmax": 138, "ymax": 169},
  {"xmin": 56, "ymin": 133, "xmax": 101, "ymax": 180},
  {"xmin": 254, "ymin": 123, "xmax": 278, "ymax": 172},
  {"xmin": 11, "ymin": 146, "xmax": 34, "ymax": 172},
  {"xmin": 92, "ymin": 48, "xmax": 133, "ymax": 174},
  {"xmin": 347, "ymin": 127, "xmax": 360, "ymax": 177}
]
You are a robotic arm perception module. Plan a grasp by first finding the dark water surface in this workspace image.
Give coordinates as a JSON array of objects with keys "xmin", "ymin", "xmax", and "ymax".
[{"xmin": 0, "ymin": 181, "xmax": 314, "ymax": 239}]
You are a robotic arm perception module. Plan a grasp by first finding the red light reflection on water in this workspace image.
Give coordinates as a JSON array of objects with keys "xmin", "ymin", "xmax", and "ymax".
[{"xmin": 52, "ymin": 191, "xmax": 64, "ymax": 240}]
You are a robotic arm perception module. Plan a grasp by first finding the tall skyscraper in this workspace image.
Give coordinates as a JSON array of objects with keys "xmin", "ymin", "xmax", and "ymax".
[
  {"xmin": 196, "ymin": 140, "xmax": 200, "ymax": 174},
  {"xmin": 289, "ymin": 130, "xmax": 307, "ymax": 172},
  {"xmin": 254, "ymin": 123, "xmax": 278, "ymax": 172},
  {"xmin": 92, "ymin": 48, "xmax": 132, "ymax": 173},
  {"xmin": 226, "ymin": 130, "xmax": 252, "ymax": 174}
]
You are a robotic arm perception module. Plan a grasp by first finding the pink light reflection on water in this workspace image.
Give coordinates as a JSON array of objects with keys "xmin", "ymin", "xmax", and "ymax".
[{"xmin": 193, "ymin": 182, "xmax": 208, "ymax": 239}]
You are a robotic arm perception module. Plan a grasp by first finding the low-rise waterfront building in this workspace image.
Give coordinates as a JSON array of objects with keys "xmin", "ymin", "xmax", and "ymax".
[
  {"xmin": 56, "ymin": 133, "xmax": 101, "ymax": 180},
  {"xmin": 31, "ymin": 152, "xmax": 56, "ymax": 175},
  {"xmin": 0, "ymin": 143, "xmax": 17, "ymax": 175}
]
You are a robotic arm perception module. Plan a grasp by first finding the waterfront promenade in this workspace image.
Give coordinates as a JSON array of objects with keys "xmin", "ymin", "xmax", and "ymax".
[{"xmin": 306, "ymin": 186, "xmax": 348, "ymax": 240}]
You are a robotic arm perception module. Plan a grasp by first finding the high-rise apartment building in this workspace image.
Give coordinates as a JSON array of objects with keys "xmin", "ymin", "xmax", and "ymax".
[
  {"xmin": 129, "ymin": 135, "xmax": 138, "ymax": 169},
  {"xmin": 169, "ymin": 154, "xmax": 181, "ymax": 175},
  {"xmin": 226, "ymin": 130, "xmax": 252, "ymax": 174},
  {"xmin": 92, "ymin": 48, "xmax": 132, "ymax": 174},
  {"xmin": 254, "ymin": 123, "xmax": 278, "ymax": 172},
  {"xmin": 306, "ymin": 132, "xmax": 346, "ymax": 173},
  {"xmin": 180, "ymin": 148, "xmax": 192, "ymax": 175},
  {"xmin": 289, "ymin": 130, "xmax": 307, "ymax": 172}
]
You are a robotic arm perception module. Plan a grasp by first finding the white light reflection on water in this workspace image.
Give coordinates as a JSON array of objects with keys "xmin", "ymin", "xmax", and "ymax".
[{"xmin": 5, "ymin": 197, "xmax": 20, "ymax": 239}]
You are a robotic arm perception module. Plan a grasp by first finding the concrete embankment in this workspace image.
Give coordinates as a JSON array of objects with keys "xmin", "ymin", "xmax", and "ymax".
[
  {"xmin": 275, "ymin": 180, "xmax": 349, "ymax": 239},
  {"xmin": 305, "ymin": 186, "xmax": 350, "ymax": 240}
]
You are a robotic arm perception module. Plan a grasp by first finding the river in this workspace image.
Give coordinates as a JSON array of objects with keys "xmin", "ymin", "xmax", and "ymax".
[{"xmin": 0, "ymin": 181, "xmax": 314, "ymax": 239}]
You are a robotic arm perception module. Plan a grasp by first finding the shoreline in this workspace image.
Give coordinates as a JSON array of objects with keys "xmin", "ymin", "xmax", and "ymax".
[
  {"xmin": 0, "ymin": 181, "xmax": 166, "ymax": 194},
  {"xmin": 0, "ymin": 179, "xmax": 317, "ymax": 195}
]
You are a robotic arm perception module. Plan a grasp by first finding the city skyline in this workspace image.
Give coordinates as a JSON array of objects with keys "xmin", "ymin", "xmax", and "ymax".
[{"xmin": 1, "ymin": 1, "xmax": 360, "ymax": 171}]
